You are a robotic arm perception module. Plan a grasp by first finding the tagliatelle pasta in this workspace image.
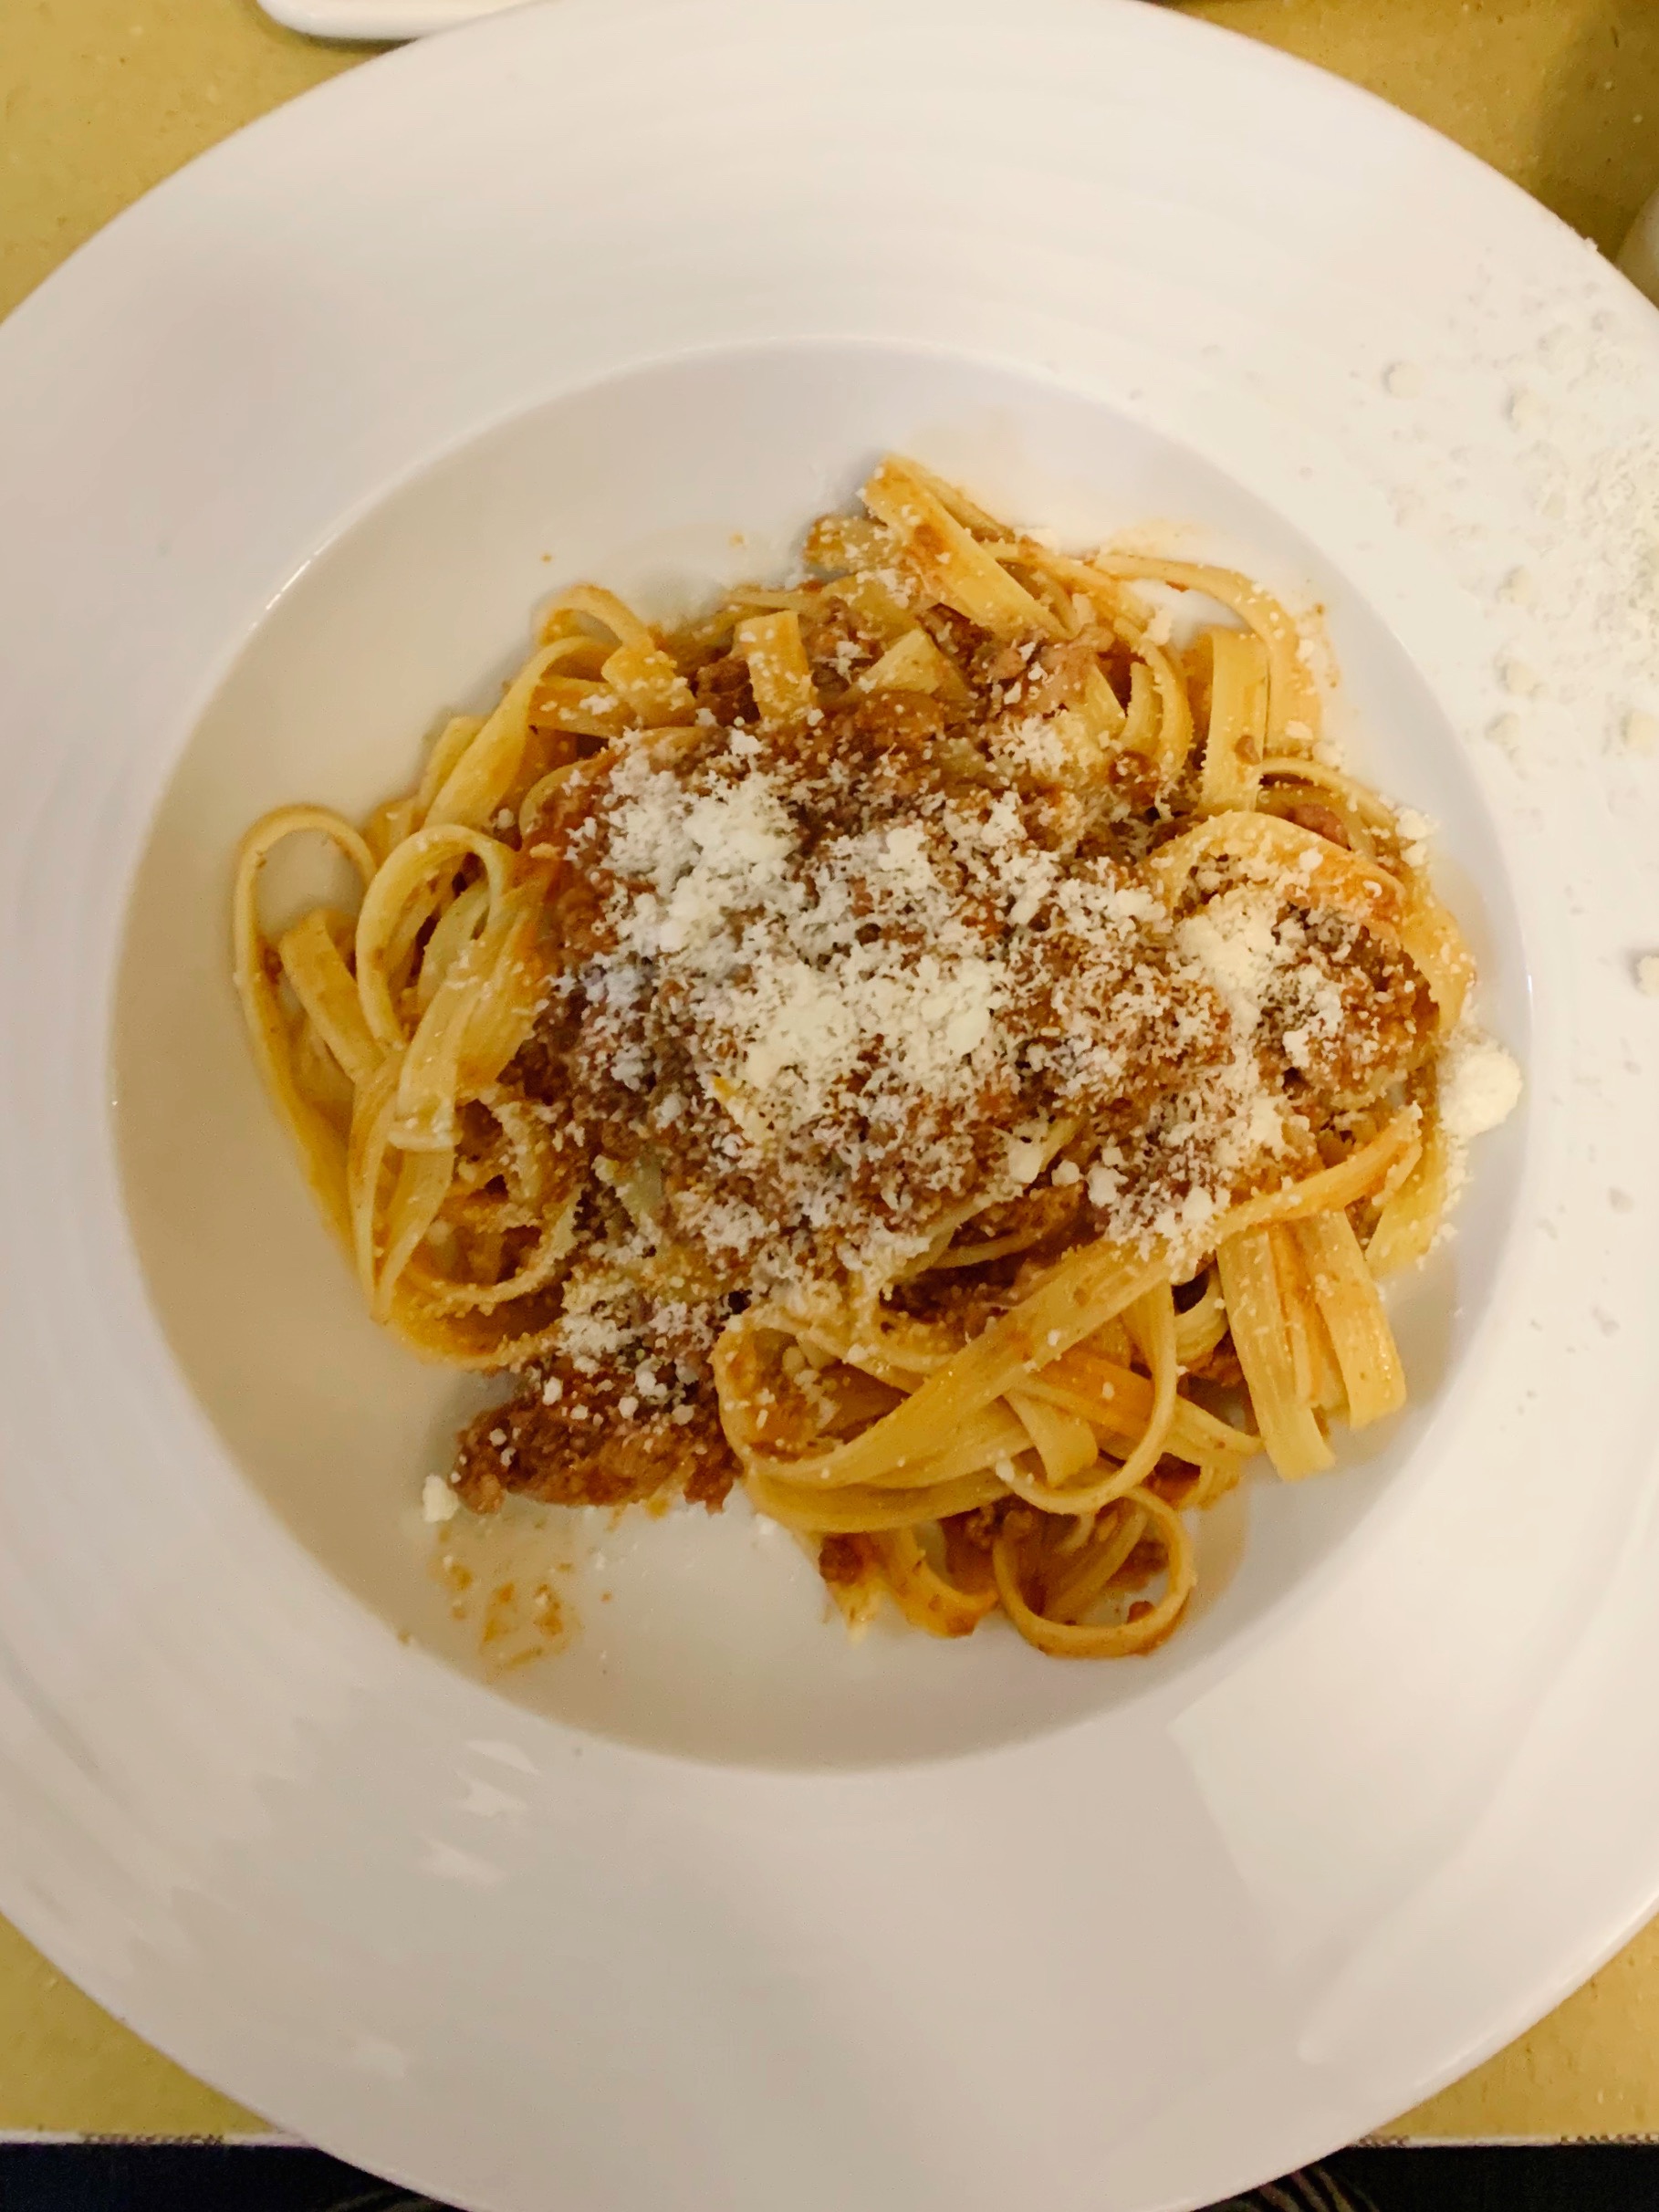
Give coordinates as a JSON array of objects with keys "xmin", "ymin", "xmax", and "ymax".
[{"xmin": 235, "ymin": 457, "xmax": 1515, "ymax": 1662}]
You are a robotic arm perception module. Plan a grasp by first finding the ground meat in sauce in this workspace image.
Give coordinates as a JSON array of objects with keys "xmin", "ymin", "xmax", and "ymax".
[
  {"xmin": 455, "ymin": 560, "xmax": 1439, "ymax": 1522},
  {"xmin": 691, "ymin": 652, "xmax": 756, "ymax": 727},
  {"xmin": 455, "ymin": 1374, "xmax": 736, "ymax": 1516},
  {"xmin": 818, "ymin": 1532, "xmax": 879, "ymax": 1587}
]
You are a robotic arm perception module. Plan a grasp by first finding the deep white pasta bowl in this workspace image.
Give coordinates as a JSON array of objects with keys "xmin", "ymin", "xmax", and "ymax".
[{"xmin": 0, "ymin": 1, "xmax": 1655, "ymax": 2205}]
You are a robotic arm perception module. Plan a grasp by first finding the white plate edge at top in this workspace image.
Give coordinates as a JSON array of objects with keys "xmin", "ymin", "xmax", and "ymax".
[{"xmin": 257, "ymin": 0, "xmax": 521, "ymax": 38}]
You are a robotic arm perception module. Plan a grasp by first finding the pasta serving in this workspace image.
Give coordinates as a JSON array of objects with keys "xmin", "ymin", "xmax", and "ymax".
[{"xmin": 235, "ymin": 457, "xmax": 1508, "ymax": 1662}]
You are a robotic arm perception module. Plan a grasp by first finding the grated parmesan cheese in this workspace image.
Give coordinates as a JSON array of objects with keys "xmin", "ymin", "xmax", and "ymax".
[
  {"xmin": 498, "ymin": 583, "xmax": 1485, "ymax": 1398},
  {"xmin": 1438, "ymin": 1030, "xmax": 1524, "ymax": 1141},
  {"xmin": 422, "ymin": 1474, "xmax": 461, "ymax": 1525}
]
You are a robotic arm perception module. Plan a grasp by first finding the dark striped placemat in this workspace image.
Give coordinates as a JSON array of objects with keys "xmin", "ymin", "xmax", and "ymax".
[{"xmin": 7, "ymin": 2140, "xmax": 1659, "ymax": 2211}]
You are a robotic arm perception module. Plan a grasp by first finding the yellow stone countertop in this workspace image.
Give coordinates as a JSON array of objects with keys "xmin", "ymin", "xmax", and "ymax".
[{"xmin": 4, "ymin": 0, "xmax": 1659, "ymax": 2148}]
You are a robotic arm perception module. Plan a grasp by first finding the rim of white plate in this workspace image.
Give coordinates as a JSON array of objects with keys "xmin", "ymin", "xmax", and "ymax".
[
  {"xmin": 257, "ymin": 0, "xmax": 514, "ymax": 37},
  {"xmin": 0, "ymin": 2, "xmax": 1655, "ymax": 2207}
]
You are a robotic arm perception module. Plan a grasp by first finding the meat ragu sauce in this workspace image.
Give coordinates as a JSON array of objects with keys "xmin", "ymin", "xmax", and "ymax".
[{"xmin": 452, "ymin": 562, "xmax": 1429, "ymax": 1525}]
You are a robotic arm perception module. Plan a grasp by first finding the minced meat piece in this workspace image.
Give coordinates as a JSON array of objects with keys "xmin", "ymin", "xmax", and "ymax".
[{"xmin": 455, "ymin": 1371, "xmax": 736, "ymax": 1516}]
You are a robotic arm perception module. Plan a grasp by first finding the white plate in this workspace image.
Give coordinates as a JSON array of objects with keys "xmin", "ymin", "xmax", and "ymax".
[{"xmin": 1, "ymin": 0, "xmax": 1657, "ymax": 2203}]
